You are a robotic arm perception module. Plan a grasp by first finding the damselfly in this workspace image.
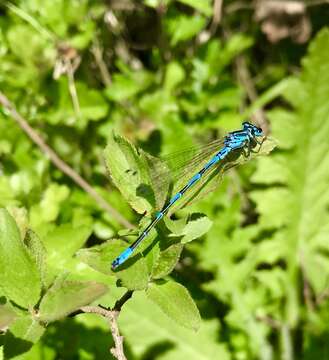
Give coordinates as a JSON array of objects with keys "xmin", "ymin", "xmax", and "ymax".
[{"xmin": 112, "ymin": 121, "xmax": 264, "ymax": 270}]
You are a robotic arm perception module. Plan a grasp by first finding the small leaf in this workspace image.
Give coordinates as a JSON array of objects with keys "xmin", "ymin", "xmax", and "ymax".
[
  {"xmin": 0, "ymin": 209, "xmax": 41, "ymax": 308},
  {"xmin": 180, "ymin": 215, "xmax": 213, "ymax": 244},
  {"xmin": 38, "ymin": 279, "xmax": 108, "ymax": 322},
  {"xmin": 146, "ymin": 280, "xmax": 201, "ymax": 331},
  {"xmin": 168, "ymin": 15, "xmax": 206, "ymax": 46},
  {"xmin": 165, "ymin": 213, "xmax": 213, "ymax": 244},
  {"xmin": 164, "ymin": 61, "xmax": 185, "ymax": 93},
  {"xmin": 4, "ymin": 315, "xmax": 45, "ymax": 359}
]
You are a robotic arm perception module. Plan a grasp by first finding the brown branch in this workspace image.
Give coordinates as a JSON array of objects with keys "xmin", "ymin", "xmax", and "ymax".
[
  {"xmin": 235, "ymin": 55, "xmax": 269, "ymax": 134},
  {"xmin": 76, "ymin": 291, "xmax": 134, "ymax": 360},
  {"xmin": 91, "ymin": 38, "xmax": 112, "ymax": 86},
  {"xmin": 256, "ymin": 314, "xmax": 282, "ymax": 329},
  {"xmin": 0, "ymin": 92, "xmax": 134, "ymax": 229},
  {"xmin": 210, "ymin": 0, "xmax": 223, "ymax": 34},
  {"xmin": 80, "ymin": 305, "xmax": 127, "ymax": 360}
]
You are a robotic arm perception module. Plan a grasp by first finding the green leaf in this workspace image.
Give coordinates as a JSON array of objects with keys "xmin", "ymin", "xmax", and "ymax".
[
  {"xmin": 165, "ymin": 214, "xmax": 212, "ymax": 244},
  {"xmin": 29, "ymin": 184, "xmax": 70, "ymax": 228},
  {"xmin": 77, "ymin": 240, "xmax": 149, "ymax": 291},
  {"xmin": 151, "ymin": 243, "xmax": 183, "ymax": 279},
  {"xmin": 4, "ymin": 315, "xmax": 45, "ymax": 359},
  {"xmin": 41, "ymin": 223, "xmax": 91, "ymax": 269},
  {"xmin": 120, "ymin": 291, "xmax": 230, "ymax": 360},
  {"xmin": 48, "ymin": 79, "xmax": 109, "ymax": 124},
  {"xmin": 104, "ymin": 133, "xmax": 154, "ymax": 214},
  {"xmin": 0, "ymin": 209, "xmax": 41, "ymax": 308},
  {"xmin": 23, "ymin": 230, "xmax": 47, "ymax": 286},
  {"xmin": 146, "ymin": 280, "xmax": 201, "ymax": 331},
  {"xmin": 164, "ymin": 61, "xmax": 186, "ymax": 93},
  {"xmin": 219, "ymin": 34, "xmax": 253, "ymax": 68},
  {"xmin": 177, "ymin": 0, "xmax": 212, "ymax": 16},
  {"xmin": 105, "ymin": 71, "xmax": 153, "ymax": 101},
  {"xmin": 38, "ymin": 279, "xmax": 108, "ymax": 322},
  {"xmin": 251, "ymin": 29, "xmax": 329, "ymax": 326},
  {"xmin": 168, "ymin": 15, "xmax": 206, "ymax": 46}
]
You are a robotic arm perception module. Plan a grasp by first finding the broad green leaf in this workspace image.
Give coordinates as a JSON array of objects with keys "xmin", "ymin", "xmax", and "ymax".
[
  {"xmin": 77, "ymin": 240, "xmax": 149, "ymax": 291},
  {"xmin": 119, "ymin": 291, "xmax": 230, "ymax": 360},
  {"xmin": 104, "ymin": 133, "xmax": 154, "ymax": 214},
  {"xmin": 177, "ymin": 0, "xmax": 212, "ymax": 16},
  {"xmin": 38, "ymin": 279, "xmax": 108, "ymax": 322},
  {"xmin": 146, "ymin": 280, "xmax": 201, "ymax": 331},
  {"xmin": 0, "ymin": 209, "xmax": 41, "ymax": 308},
  {"xmin": 4, "ymin": 315, "xmax": 45, "ymax": 359},
  {"xmin": 250, "ymin": 29, "xmax": 329, "ymax": 326}
]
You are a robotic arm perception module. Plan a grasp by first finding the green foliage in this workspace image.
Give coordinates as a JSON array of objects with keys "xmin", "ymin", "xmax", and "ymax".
[
  {"xmin": 0, "ymin": 0, "xmax": 329, "ymax": 358},
  {"xmin": 38, "ymin": 278, "xmax": 108, "ymax": 322},
  {"xmin": 0, "ymin": 209, "xmax": 41, "ymax": 308},
  {"xmin": 0, "ymin": 208, "xmax": 108, "ymax": 358},
  {"xmin": 251, "ymin": 28, "xmax": 329, "ymax": 325},
  {"xmin": 146, "ymin": 280, "xmax": 201, "ymax": 331}
]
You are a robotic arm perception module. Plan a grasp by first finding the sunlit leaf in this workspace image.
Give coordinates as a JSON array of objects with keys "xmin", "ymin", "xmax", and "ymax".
[
  {"xmin": 146, "ymin": 280, "xmax": 201, "ymax": 331},
  {"xmin": 0, "ymin": 209, "xmax": 41, "ymax": 308},
  {"xmin": 38, "ymin": 278, "xmax": 108, "ymax": 322}
]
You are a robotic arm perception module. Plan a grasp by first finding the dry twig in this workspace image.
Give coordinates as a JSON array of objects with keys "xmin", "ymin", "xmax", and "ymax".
[
  {"xmin": 91, "ymin": 38, "xmax": 112, "ymax": 86},
  {"xmin": 0, "ymin": 92, "xmax": 134, "ymax": 229},
  {"xmin": 210, "ymin": 0, "xmax": 223, "ymax": 33},
  {"xmin": 78, "ymin": 291, "xmax": 133, "ymax": 360}
]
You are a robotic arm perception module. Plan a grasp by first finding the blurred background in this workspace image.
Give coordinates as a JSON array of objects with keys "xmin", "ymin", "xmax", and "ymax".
[{"xmin": 0, "ymin": 0, "xmax": 329, "ymax": 359}]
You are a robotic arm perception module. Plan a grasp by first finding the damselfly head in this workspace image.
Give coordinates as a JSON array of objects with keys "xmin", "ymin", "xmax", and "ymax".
[{"xmin": 242, "ymin": 121, "xmax": 263, "ymax": 137}]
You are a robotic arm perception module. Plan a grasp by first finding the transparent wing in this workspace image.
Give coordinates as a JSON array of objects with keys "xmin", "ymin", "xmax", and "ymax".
[
  {"xmin": 115, "ymin": 138, "xmax": 226, "ymax": 210},
  {"xmin": 166, "ymin": 137, "xmax": 272, "ymax": 213},
  {"xmin": 148, "ymin": 138, "xmax": 226, "ymax": 197},
  {"xmin": 166, "ymin": 146, "xmax": 247, "ymax": 214}
]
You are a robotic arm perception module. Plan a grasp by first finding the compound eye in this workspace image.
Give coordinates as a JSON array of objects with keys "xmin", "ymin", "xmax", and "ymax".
[{"xmin": 255, "ymin": 127, "xmax": 263, "ymax": 136}]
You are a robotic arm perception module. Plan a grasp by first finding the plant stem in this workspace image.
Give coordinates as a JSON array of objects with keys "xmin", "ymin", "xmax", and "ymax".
[
  {"xmin": 77, "ymin": 291, "xmax": 134, "ymax": 360},
  {"xmin": 0, "ymin": 92, "xmax": 135, "ymax": 229}
]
